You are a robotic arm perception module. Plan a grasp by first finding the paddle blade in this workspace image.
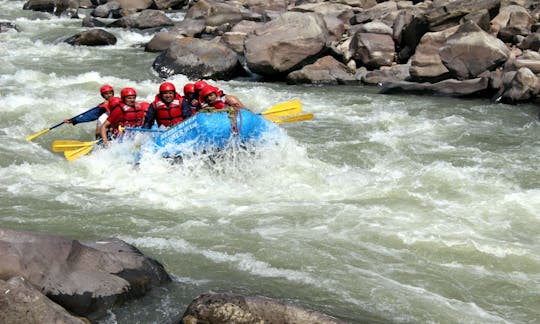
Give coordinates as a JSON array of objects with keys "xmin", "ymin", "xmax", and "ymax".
[
  {"xmin": 260, "ymin": 99, "xmax": 302, "ymax": 117},
  {"xmin": 25, "ymin": 128, "xmax": 50, "ymax": 141},
  {"xmin": 64, "ymin": 145, "xmax": 94, "ymax": 162},
  {"xmin": 275, "ymin": 113, "xmax": 314, "ymax": 124},
  {"xmin": 52, "ymin": 140, "xmax": 98, "ymax": 152}
]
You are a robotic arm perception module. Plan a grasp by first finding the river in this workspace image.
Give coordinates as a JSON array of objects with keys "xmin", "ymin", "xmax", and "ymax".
[{"xmin": 1, "ymin": 1, "xmax": 539, "ymax": 323}]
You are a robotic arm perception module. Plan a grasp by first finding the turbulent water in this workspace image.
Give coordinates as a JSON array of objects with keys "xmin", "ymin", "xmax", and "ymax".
[{"xmin": 1, "ymin": 1, "xmax": 539, "ymax": 323}]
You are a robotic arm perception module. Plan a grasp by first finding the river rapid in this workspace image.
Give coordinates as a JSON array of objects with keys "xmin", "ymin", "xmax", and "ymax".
[{"xmin": 1, "ymin": 1, "xmax": 539, "ymax": 323}]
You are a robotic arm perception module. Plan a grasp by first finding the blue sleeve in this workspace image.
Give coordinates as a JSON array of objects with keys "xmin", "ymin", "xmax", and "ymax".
[
  {"xmin": 182, "ymin": 100, "xmax": 193, "ymax": 119},
  {"xmin": 142, "ymin": 104, "xmax": 156, "ymax": 129},
  {"xmin": 70, "ymin": 106, "xmax": 104, "ymax": 125}
]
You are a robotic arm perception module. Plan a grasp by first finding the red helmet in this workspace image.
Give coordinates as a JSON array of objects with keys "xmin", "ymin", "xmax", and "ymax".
[
  {"xmin": 183, "ymin": 83, "xmax": 195, "ymax": 94},
  {"xmin": 200, "ymin": 85, "xmax": 218, "ymax": 99},
  {"xmin": 120, "ymin": 87, "xmax": 137, "ymax": 98},
  {"xmin": 159, "ymin": 82, "xmax": 175, "ymax": 92},
  {"xmin": 100, "ymin": 84, "xmax": 114, "ymax": 94},
  {"xmin": 108, "ymin": 97, "xmax": 123, "ymax": 108},
  {"xmin": 194, "ymin": 80, "xmax": 208, "ymax": 91}
]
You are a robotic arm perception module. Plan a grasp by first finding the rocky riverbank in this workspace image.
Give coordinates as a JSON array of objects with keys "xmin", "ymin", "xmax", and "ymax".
[
  {"xmin": 8, "ymin": 0, "xmax": 540, "ymax": 107},
  {"xmin": 0, "ymin": 228, "xmax": 346, "ymax": 323}
]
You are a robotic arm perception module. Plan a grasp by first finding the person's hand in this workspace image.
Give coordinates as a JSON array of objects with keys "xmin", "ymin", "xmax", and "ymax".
[{"xmin": 64, "ymin": 119, "xmax": 73, "ymax": 124}]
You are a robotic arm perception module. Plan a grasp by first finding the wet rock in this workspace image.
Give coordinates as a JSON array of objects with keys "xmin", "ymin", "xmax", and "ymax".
[
  {"xmin": 153, "ymin": 0, "xmax": 188, "ymax": 11},
  {"xmin": 0, "ymin": 277, "xmax": 89, "ymax": 324},
  {"xmin": 65, "ymin": 28, "xmax": 117, "ymax": 46},
  {"xmin": 152, "ymin": 36, "xmax": 242, "ymax": 80},
  {"xmin": 181, "ymin": 291, "xmax": 348, "ymax": 324},
  {"xmin": 23, "ymin": 0, "xmax": 55, "ymax": 13},
  {"xmin": 380, "ymin": 77, "xmax": 489, "ymax": 96},
  {"xmin": 0, "ymin": 22, "xmax": 19, "ymax": 33},
  {"xmin": 499, "ymin": 67, "xmax": 540, "ymax": 103},
  {"xmin": 362, "ymin": 63, "xmax": 411, "ymax": 85},
  {"xmin": 0, "ymin": 228, "xmax": 171, "ymax": 320},
  {"xmin": 91, "ymin": 1, "xmax": 121, "ymax": 18}
]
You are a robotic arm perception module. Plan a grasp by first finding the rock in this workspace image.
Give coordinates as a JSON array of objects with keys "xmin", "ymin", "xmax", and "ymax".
[
  {"xmin": 244, "ymin": 12, "xmax": 329, "ymax": 76},
  {"xmin": 0, "ymin": 277, "xmax": 89, "ymax": 324},
  {"xmin": 362, "ymin": 63, "xmax": 411, "ymax": 85},
  {"xmin": 153, "ymin": 0, "xmax": 188, "ymax": 11},
  {"xmin": 181, "ymin": 291, "xmax": 347, "ymax": 324},
  {"xmin": 0, "ymin": 228, "xmax": 171, "ymax": 320},
  {"xmin": 23, "ymin": 0, "xmax": 55, "ymax": 12},
  {"xmin": 349, "ymin": 23, "xmax": 395, "ymax": 69},
  {"xmin": 152, "ymin": 37, "xmax": 242, "ymax": 80},
  {"xmin": 499, "ymin": 67, "xmax": 540, "ymax": 103},
  {"xmin": 518, "ymin": 32, "xmax": 540, "ymax": 51},
  {"xmin": 115, "ymin": 0, "xmax": 153, "ymax": 10},
  {"xmin": 491, "ymin": 5, "xmax": 534, "ymax": 36},
  {"xmin": 409, "ymin": 26, "xmax": 458, "ymax": 82},
  {"xmin": 0, "ymin": 22, "xmax": 19, "ymax": 33},
  {"xmin": 351, "ymin": 1, "xmax": 398, "ymax": 26},
  {"xmin": 439, "ymin": 21, "xmax": 510, "ymax": 79},
  {"xmin": 82, "ymin": 16, "xmax": 107, "ymax": 28},
  {"xmin": 514, "ymin": 50, "xmax": 540, "ymax": 74},
  {"xmin": 380, "ymin": 77, "xmax": 489, "ymax": 96},
  {"xmin": 286, "ymin": 55, "xmax": 357, "ymax": 85},
  {"xmin": 108, "ymin": 9, "xmax": 174, "ymax": 29},
  {"xmin": 145, "ymin": 31, "xmax": 179, "ymax": 52},
  {"xmin": 425, "ymin": 0, "xmax": 500, "ymax": 31},
  {"xmin": 65, "ymin": 28, "xmax": 117, "ymax": 46},
  {"xmin": 91, "ymin": 1, "xmax": 121, "ymax": 18}
]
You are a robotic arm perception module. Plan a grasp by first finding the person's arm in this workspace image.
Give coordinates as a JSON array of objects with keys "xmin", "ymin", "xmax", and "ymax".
[
  {"xmin": 64, "ymin": 106, "xmax": 105, "ymax": 125},
  {"xmin": 225, "ymin": 95, "xmax": 249, "ymax": 111},
  {"xmin": 181, "ymin": 99, "xmax": 193, "ymax": 119},
  {"xmin": 142, "ymin": 104, "xmax": 156, "ymax": 129},
  {"xmin": 99, "ymin": 120, "xmax": 112, "ymax": 145}
]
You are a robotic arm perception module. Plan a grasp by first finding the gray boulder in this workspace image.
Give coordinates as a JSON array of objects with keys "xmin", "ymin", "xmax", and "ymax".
[
  {"xmin": 152, "ymin": 37, "xmax": 242, "ymax": 80},
  {"xmin": 0, "ymin": 228, "xmax": 171, "ymax": 319},
  {"xmin": 286, "ymin": 55, "xmax": 357, "ymax": 85},
  {"xmin": 244, "ymin": 12, "xmax": 330, "ymax": 76},
  {"xmin": 65, "ymin": 28, "xmax": 117, "ymax": 46},
  {"xmin": 439, "ymin": 21, "xmax": 511, "ymax": 79},
  {"xmin": 108, "ymin": 9, "xmax": 174, "ymax": 29}
]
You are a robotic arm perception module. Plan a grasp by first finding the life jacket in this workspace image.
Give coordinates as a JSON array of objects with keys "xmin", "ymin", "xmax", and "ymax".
[
  {"xmin": 116, "ymin": 101, "xmax": 149, "ymax": 128},
  {"xmin": 98, "ymin": 101, "xmax": 111, "ymax": 114},
  {"xmin": 152, "ymin": 94, "xmax": 184, "ymax": 127}
]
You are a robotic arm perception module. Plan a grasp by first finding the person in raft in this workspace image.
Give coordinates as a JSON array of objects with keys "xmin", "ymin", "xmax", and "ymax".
[
  {"xmin": 64, "ymin": 84, "xmax": 114, "ymax": 139},
  {"xmin": 142, "ymin": 82, "xmax": 193, "ymax": 129},
  {"xmin": 199, "ymin": 85, "xmax": 245, "ymax": 110},
  {"xmin": 182, "ymin": 83, "xmax": 201, "ymax": 114},
  {"xmin": 99, "ymin": 87, "xmax": 149, "ymax": 145}
]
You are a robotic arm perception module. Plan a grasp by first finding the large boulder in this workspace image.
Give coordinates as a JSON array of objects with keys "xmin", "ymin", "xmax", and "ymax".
[
  {"xmin": 439, "ymin": 21, "xmax": 510, "ymax": 79},
  {"xmin": 244, "ymin": 11, "xmax": 330, "ymax": 76},
  {"xmin": 181, "ymin": 291, "xmax": 347, "ymax": 324},
  {"xmin": 349, "ymin": 21, "xmax": 395, "ymax": 69},
  {"xmin": 499, "ymin": 67, "xmax": 540, "ymax": 103},
  {"xmin": 65, "ymin": 28, "xmax": 117, "ymax": 46},
  {"xmin": 409, "ymin": 26, "xmax": 458, "ymax": 82},
  {"xmin": 0, "ymin": 228, "xmax": 171, "ymax": 320},
  {"xmin": 152, "ymin": 37, "xmax": 242, "ymax": 80},
  {"xmin": 380, "ymin": 78, "xmax": 489, "ymax": 96},
  {"xmin": 286, "ymin": 55, "xmax": 357, "ymax": 85}
]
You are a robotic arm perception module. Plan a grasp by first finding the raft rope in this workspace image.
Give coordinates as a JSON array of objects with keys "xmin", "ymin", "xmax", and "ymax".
[{"xmin": 198, "ymin": 105, "xmax": 243, "ymax": 136}]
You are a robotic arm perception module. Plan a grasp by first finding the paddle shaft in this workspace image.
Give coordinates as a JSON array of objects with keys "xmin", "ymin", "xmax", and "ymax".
[{"xmin": 26, "ymin": 106, "xmax": 100, "ymax": 141}]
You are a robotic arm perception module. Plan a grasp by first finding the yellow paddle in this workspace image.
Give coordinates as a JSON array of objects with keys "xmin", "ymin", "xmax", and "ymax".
[
  {"xmin": 52, "ymin": 140, "xmax": 99, "ymax": 152},
  {"xmin": 63, "ymin": 145, "xmax": 95, "ymax": 162},
  {"xmin": 272, "ymin": 113, "xmax": 314, "ymax": 124},
  {"xmin": 25, "ymin": 106, "xmax": 101, "ymax": 141},
  {"xmin": 259, "ymin": 99, "xmax": 302, "ymax": 118}
]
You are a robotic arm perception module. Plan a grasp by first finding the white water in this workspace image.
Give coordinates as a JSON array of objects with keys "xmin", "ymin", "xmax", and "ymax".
[{"xmin": 1, "ymin": 1, "xmax": 540, "ymax": 323}]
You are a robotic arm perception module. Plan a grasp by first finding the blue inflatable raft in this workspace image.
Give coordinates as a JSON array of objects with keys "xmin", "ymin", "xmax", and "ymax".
[{"xmin": 132, "ymin": 108, "xmax": 280, "ymax": 158}]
